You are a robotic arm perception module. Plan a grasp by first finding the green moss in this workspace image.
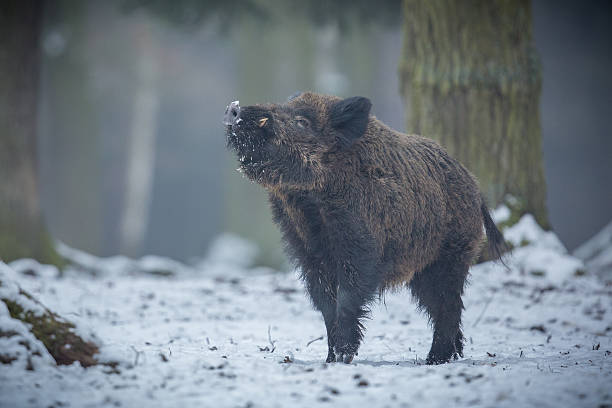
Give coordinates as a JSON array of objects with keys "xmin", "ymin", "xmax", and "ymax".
[
  {"xmin": 39, "ymin": 231, "xmax": 67, "ymax": 269},
  {"xmin": 0, "ymin": 220, "xmax": 66, "ymax": 270}
]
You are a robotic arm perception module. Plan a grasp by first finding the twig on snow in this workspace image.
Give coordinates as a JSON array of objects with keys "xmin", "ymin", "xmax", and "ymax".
[
  {"xmin": 130, "ymin": 345, "xmax": 144, "ymax": 367},
  {"xmin": 306, "ymin": 336, "xmax": 324, "ymax": 347},
  {"xmin": 267, "ymin": 325, "xmax": 276, "ymax": 353},
  {"xmin": 472, "ymin": 294, "xmax": 495, "ymax": 328}
]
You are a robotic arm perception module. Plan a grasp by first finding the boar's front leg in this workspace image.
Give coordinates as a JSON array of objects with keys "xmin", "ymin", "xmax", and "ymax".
[
  {"xmin": 332, "ymin": 259, "xmax": 380, "ymax": 364},
  {"xmin": 319, "ymin": 211, "xmax": 380, "ymax": 364},
  {"xmin": 304, "ymin": 269, "xmax": 338, "ymax": 363}
]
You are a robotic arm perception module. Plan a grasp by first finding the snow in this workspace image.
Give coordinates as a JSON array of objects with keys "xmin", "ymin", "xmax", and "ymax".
[
  {"xmin": 0, "ymin": 263, "xmax": 48, "ymax": 317},
  {"xmin": 491, "ymin": 204, "xmax": 511, "ymax": 224},
  {"xmin": 56, "ymin": 241, "xmax": 196, "ymax": 278},
  {"xmin": 503, "ymin": 215, "xmax": 585, "ymax": 284},
  {"xmin": 504, "ymin": 214, "xmax": 566, "ymax": 252},
  {"xmin": 574, "ymin": 220, "xmax": 612, "ymax": 280},
  {"xmin": 1, "ymin": 218, "xmax": 611, "ymax": 408}
]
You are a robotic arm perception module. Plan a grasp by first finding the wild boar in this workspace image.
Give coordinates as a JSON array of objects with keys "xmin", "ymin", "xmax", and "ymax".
[{"xmin": 224, "ymin": 92, "xmax": 506, "ymax": 364}]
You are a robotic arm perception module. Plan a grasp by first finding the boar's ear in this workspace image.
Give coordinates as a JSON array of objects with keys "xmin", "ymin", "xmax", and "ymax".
[{"xmin": 329, "ymin": 96, "xmax": 372, "ymax": 148}]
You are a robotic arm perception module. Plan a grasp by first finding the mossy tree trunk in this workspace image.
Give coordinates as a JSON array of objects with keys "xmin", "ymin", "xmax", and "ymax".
[
  {"xmin": 399, "ymin": 0, "xmax": 549, "ymax": 228},
  {"xmin": 0, "ymin": 1, "xmax": 63, "ymax": 265}
]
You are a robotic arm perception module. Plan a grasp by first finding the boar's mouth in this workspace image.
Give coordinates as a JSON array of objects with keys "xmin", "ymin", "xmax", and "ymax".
[{"xmin": 224, "ymin": 101, "xmax": 273, "ymax": 170}]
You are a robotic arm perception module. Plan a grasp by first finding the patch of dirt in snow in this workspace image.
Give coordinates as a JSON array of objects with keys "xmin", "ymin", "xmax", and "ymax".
[{"xmin": 1, "ymin": 224, "xmax": 611, "ymax": 408}]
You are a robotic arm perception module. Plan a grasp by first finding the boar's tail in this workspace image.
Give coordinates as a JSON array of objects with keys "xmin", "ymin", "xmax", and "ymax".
[{"xmin": 480, "ymin": 195, "xmax": 509, "ymax": 266}]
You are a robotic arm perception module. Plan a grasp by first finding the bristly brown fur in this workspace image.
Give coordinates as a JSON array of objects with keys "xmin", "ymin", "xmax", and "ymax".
[{"xmin": 225, "ymin": 92, "xmax": 505, "ymax": 365}]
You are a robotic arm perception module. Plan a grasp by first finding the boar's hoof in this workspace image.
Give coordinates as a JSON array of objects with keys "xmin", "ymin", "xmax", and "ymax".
[
  {"xmin": 326, "ymin": 351, "xmax": 336, "ymax": 363},
  {"xmin": 333, "ymin": 345, "xmax": 357, "ymax": 364},
  {"xmin": 425, "ymin": 337, "xmax": 460, "ymax": 365},
  {"xmin": 426, "ymin": 349, "xmax": 458, "ymax": 365},
  {"xmin": 426, "ymin": 354, "xmax": 450, "ymax": 365},
  {"xmin": 333, "ymin": 352, "xmax": 354, "ymax": 364}
]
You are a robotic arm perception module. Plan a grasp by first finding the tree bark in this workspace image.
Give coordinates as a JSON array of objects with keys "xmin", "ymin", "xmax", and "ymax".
[
  {"xmin": 399, "ymin": 0, "xmax": 549, "ymax": 228},
  {"xmin": 0, "ymin": 1, "xmax": 63, "ymax": 264}
]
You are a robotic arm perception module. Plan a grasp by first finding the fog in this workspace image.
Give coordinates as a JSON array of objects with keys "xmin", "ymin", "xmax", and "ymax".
[{"xmin": 37, "ymin": 0, "xmax": 611, "ymax": 267}]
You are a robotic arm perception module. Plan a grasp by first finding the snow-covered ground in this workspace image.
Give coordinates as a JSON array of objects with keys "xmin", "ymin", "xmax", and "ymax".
[
  {"xmin": 575, "ymin": 220, "xmax": 612, "ymax": 281},
  {"xmin": 1, "ymin": 215, "xmax": 611, "ymax": 408}
]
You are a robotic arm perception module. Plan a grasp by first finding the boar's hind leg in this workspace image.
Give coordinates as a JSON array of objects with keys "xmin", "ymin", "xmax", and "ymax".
[{"xmin": 409, "ymin": 258, "xmax": 469, "ymax": 365}]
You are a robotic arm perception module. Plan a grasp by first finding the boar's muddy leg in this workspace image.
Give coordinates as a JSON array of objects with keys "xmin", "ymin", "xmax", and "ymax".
[
  {"xmin": 303, "ymin": 269, "xmax": 338, "ymax": 363},
  {"xmin": 409, "ymin": 257, "xmax": 469, "ymax": 365}
]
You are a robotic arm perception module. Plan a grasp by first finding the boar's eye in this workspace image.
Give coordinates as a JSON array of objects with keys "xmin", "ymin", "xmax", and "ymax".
[{"xmin": 295, "ymin": 116, "xmax": 310, "ymax": 129}]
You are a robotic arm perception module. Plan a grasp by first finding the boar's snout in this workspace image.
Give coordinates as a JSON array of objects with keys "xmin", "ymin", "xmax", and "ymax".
[{"xmin": 223, "ymin": 100, "xmax": 241, "ymax": 126}]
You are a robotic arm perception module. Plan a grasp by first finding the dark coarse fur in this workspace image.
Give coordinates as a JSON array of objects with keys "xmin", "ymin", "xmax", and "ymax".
[{"xmin": 225, "ymin": 92, "xmax": 507, "ymax": 365}]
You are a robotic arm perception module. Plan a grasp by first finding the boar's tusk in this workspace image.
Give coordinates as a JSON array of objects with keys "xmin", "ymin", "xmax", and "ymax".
[{"xmin": 258, "ymin": 117, "xmax": 269, "ymax": 127}]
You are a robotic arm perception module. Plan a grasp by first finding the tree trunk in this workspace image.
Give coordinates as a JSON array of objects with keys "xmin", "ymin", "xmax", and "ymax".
[
  {"xmin": 399, "ymin": 0, "xmax": 549, "ymax": 228},
  {"xmin": 38, "ymin": 0, "xmax": 105, "ymax": 256},
  {"xmin": 119, "ymin": 20, "xmax": 160, "ymax": 257},
  {"xmin": 0, "ymin": 1, "xmax": 63, "ymax": 265}
]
